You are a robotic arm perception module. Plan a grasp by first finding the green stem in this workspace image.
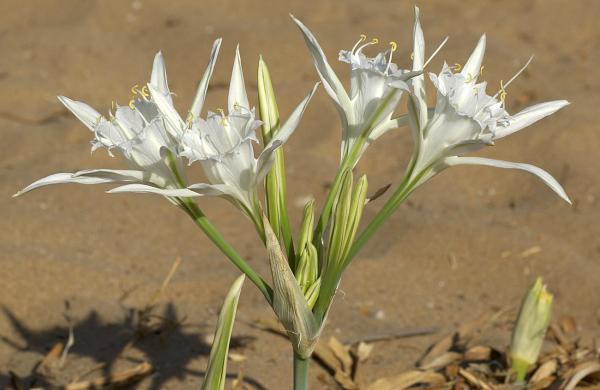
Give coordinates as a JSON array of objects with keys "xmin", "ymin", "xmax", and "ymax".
[
  {"xmin": 183, "ymin": 200, "xmax": 273, "ymax": 305},
  {"xmin": 512, "ymin": 357, "xmax": 530, "ymax": 382},
  {"xmin": 347, "ymin": 166, "xmax": 430, "ymax": 264},
  {"xmin": 293, "ymin": 353, "xmax": 309, "ymax": 390}
]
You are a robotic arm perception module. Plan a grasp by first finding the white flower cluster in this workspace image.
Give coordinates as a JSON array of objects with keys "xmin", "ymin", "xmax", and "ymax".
[{"xmin": 16, "ymin": 6, "xmax": 570, "ymax": 215}]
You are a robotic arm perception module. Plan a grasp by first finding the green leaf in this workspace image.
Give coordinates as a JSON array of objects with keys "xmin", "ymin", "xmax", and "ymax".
[{"xmin": 201, "ymin": 274, "xmax": 245, "ymax": 390}]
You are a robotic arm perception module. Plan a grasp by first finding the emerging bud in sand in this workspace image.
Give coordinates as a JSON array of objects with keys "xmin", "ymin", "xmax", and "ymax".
[{"xmin": 510, "ymin": 277, "xmax": 553, "ymax": 382}]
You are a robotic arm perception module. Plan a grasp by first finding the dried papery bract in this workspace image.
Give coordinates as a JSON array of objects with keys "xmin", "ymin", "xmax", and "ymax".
[
  {"xmin": 510, "ymin": 277, "xmax": 553, "ymax": 382},
  {"xmin": 264, "ymin": 215, "xmax": 322, "ymax": 359}
]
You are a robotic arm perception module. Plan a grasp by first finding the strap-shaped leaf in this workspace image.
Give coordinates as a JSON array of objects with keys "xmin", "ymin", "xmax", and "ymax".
[{"xmin": 201, "ymin": 275, "xmax": 245, "ymax": 390}]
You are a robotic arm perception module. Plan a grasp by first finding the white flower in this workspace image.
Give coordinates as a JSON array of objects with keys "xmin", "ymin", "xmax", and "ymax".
[
  {"xmin": 291, "ymin": 15, "xmax": 422, "ymax": 164},
  {"xmin": 406, "ymin": 13, "xmax": 570, "ymax": 203},
  {"xmin": 14, "ymin": 41, "xmax": 223, "ymax": 199},
  {"xmin": 177, "ymin": 46, "xmax": 319, "ymax": 216}
]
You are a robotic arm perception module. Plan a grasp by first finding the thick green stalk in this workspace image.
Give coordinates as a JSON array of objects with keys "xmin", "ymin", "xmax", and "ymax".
[
  {"xmin": 293, "ymin": 353, "xmax": 309, "ymax": 390},
  {"xmin": 183, "ymin": 200, "xmax": 273, "ymax": 305},
  {"xmin": 313, "ymin": 89, "xmax": 401, "ymax": 248}
]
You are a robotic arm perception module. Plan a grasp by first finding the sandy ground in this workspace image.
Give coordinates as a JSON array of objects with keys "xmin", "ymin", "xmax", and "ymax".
[{"xmin": 1, "ymin": 0, "xmax": 599, "ymax": 388}]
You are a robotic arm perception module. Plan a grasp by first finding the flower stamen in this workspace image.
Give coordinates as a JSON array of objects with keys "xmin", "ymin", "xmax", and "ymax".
[
  {"xmin": 351, "ymin": 34, "xmax": 367, "ymax": 54},
  {"xmin": 128, "ymin": 99, "xmax": 136, "ymax": 110},
  {"xmin": 217, "ymin": 108, "xmax": 227, "ymax": 125},
  {"xmin": 130, "ymin": 84, "xmax": 139, "ymax": 95},
  {"xmin": 141, "ymin": 85, "xmax": 150, "ymax": 98},
  {"xmin": 355, "ymin": 38, "xmax": 379, "ymax": 55},
  {"xmin": 385, "ymin": 41, "xmax": 398, "ymax": 75},
  {"xmin": 423, "ymin": 36, "xmax": 449, "ymax": 68},
  {"xmin": 453, "ymin": 63, "xmax": 462, "ymax": 72}
]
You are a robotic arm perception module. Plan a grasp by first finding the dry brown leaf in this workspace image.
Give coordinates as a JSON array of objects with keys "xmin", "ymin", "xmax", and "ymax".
[
  {"xmin": 550, "ymin": 323, "xmax": 575, "ymax": 351},
  {"xmin": 458, "ymin": 368, "xmax": 494, "ymax": 390},
  {"xmin": 560, "ymin": 316, "xmax": 578, "ymax": 335},
  {"xmin": 40, "ymin": 342, "xmax": 64, "ymax": 370},
  {"xmin": 367, "ymin": 370, "xmax": 446, "ymax": 390},
  {"xmin": 334, "ymin": 370, "xmax": 358, "ymax": 390},
  {"xmin": 328, "ymin": 336, "xmax": 353, "ymax": 374},
  {"xmin": 445, "ymin": 363, "xmax": 460, "ymax": 378},
  {"xmin": 530, "ymin": 376, "xmax": 557, "ymax": 390},
  {"xmin": 563, "ymin": 361, "xmax": 600, "ymax": 390},
  {"xmin": 530, "ymin": 359, "xmax": 558, "ymax": 384},
  {"xmin": 464, "ymin": 346, "xmax": 492, "ymax": 361},
  {"xmin": 420, "ymin": 351, "xmax": 462, "ymax": 371},
  {"xmin": 313, "ymin": 340, "xmax": 343, "ymax": 373},
  {"xmin": 355, "ymin": 342, "xmax": 374, "ymax": 363},
  {"xmin": 419, "ymin": 312, "xmax": 493, "ymax": 367},
  {"xmin": 64, "ymin": 362, "xmax": 153, "ymax": 390}
]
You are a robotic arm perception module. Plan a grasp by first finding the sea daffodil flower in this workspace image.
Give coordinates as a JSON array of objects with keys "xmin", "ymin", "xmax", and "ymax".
[
  {"xmin": 178, "ymin": 47, "xmax": 319, "ymax": 220},
  {"xmin": 406, "ymin": 25, "xmax": 570, "ymax": 203},
  {"xmin": 14, "ymin": 41, "xmax": 223, "ymax": 200},
  {"xmin": 291, "ymin": 15, "xmax": 423, "ymax": 165}
]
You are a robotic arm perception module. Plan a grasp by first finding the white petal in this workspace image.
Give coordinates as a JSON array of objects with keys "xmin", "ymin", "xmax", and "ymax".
[
  {"xmin": 57, "ymin": 96, "xmax": 102, "ymax": 131},
  {"xmin": 254, "ymin": 144, "xmax": 278, "ymax": 185},
  {"xmin": 462, "ymin": 34, "xmax": 486, "ymax": 81},
  {"xmin": 369, "ymin": 115, "xmax": 409, "ymax": 142},
  {"xmin": 412, "ymin": 6, "xmax": 425, "ymax": 71},
  {"xmin": 267, "ymin": 82, "xmax": 318, "ymax": 148},
  {"xmin": 73, "ymin": 169, "xmax": 147, "ymax": 182},
  {"xmin": 190, "ymin": 39, "xmax": 222, "ymax": 120},
  {"xmin": 444, "ymin": 156, "xmax": 571, "ymax": 204},
  {"xmin": 411, "ymin": 6, "xmax": 428, "ymax": 130},
  {"xmin": 14, "ymin": 172, "xmax": 121, "ymax": 197},
  {"xmin": 187, "ymin": 183, "xmax": 231, "ymax": 196},
  {"xmin": 228, "ymin": 45, "xmax": 249, "ymax": 112},
  {"xmin": 107, "ymin": 183, "xmax": 201, "ymax": 197},
  {"xmin": 495, "ymin": 100, "xmax": 570, "ymax": 139},
  {"xmin": 148, "ymin": 83, "xmax": 185, "ymax": 138},
  {"xmin": 290, "ymin": 14, "xmax": 353, "ymax": 117},
  {"xmin": 150, "ymin": 51, "xmax": 172, "ymax": 105}
]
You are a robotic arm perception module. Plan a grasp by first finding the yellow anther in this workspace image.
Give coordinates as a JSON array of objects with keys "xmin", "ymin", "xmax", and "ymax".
[
  {"xmin": 466, "ymin": 73, "xmax": 473, "ymax": 83},
  {"xmin": 130, "ymin": 84, "xmax": 139, "ymax": 95},
  {"xmin": 186, "ymin": 111, "xmax": 194, "ymax": 123},
  {"xmin": 453, "ymin": 63, "xmax": 462, "ymax": 72},
  {"xmin": 128, "ymin": 99, "xmax": 136, "ymax": 110},
  {"xmin": 111, "ymin": 100, "xmax": 116, "ymax": 112},
  {"xmin": 410, "ymin": 52, "xmax": 414, "ymax": 60},
  {"xmin": 389, "ymin": 41, "xmax": 397, "ymax": 52},
  {"xmin": 479, "ymin": 65, "xmax": 485, "ymax": 76},
  {"xmin": 371, "ymin": 38, "xmax": 379, "ymax": 44},
  {"xmin": 360, "ymin": 34, "xmax": 367, "ymax": 40},
  {"xmin": 141, "ymin": 85, "xmax": 150, "ymax": 98}
]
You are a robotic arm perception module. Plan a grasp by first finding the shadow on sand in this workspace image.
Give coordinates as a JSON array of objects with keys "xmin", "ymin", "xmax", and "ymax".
[{"xmin": 0, "ymin": 302, "xmax": 265, "ymax": 389}]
